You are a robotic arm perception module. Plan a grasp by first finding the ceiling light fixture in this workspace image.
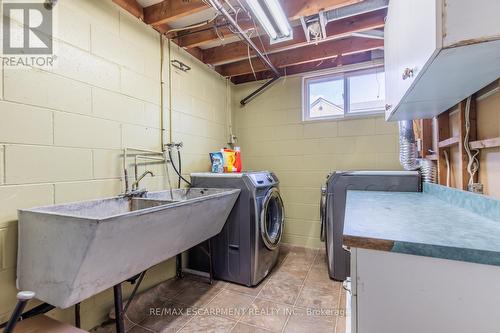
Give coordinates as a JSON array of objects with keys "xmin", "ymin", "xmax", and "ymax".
[
  {"xmin": 246, "ymin": 0, "xmax": 278, "ymax": 40},
  {"xmin": 263, "ymin": 0, "xmax": 291, "ymax": 37}
]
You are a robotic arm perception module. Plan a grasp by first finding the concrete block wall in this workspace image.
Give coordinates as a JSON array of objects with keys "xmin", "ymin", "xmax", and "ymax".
[
  {"xmin": 232, "ymin": 76, "xmax": 401, "ymax": 248},
  {"xmin": 0, "ymin": 0, "xmax": 230, "ymax": 329}
]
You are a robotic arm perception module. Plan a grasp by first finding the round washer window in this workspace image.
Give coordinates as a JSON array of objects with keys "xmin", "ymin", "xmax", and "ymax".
[{"xmin": 260, "ymin": 188, "xmax": 284, "ymax": 250}]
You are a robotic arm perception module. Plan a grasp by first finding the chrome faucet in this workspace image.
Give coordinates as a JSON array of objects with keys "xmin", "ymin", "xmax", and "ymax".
[{"xmin": 132, "ymin": 171, "xmax": 154, "ymax": 191}]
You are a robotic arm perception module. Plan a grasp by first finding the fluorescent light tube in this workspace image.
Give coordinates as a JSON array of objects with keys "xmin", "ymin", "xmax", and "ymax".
[
  {"xmin": 246, "ymin": 0, "xmax": 278, "ymax": 40},
  {"xmin": 263, "ymin": 0, "xmax": 291, "ymax": 37}
]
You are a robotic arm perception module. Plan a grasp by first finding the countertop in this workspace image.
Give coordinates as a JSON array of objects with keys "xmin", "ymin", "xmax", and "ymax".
[{"xmin": 343, "ymin": 183, "xmax": 500, "ymax": 266}]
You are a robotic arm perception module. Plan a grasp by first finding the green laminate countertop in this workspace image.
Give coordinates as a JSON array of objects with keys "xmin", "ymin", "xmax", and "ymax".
[{"xmin": 343, "ymin": 183, "xmax": 500, "ymax": 266}]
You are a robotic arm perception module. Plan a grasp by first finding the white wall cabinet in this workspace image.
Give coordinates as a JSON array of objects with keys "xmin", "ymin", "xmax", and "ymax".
[
  {"xmin": 384, "ymin": 0, "xmax": 500, "ymax": 121},
  {"xmin": 349, "ymin": 248, "xmax": 500, "ymax": 333}
]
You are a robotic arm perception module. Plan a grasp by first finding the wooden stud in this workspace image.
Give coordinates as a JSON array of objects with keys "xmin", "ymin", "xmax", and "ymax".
[
  {"xmin": 438, "ymin": 136, "xmax": 459, "ymax": 148},
  {"xmin": 435, "ymin": 111, "xmax": 451, "ymax": 186},
  {"xmin": 470, "ymin": 137, "xmax": 500, "ymax": 149},
  {"xmin": 420, "ymin": 119, "xmax": 433, "ymax": 158}
]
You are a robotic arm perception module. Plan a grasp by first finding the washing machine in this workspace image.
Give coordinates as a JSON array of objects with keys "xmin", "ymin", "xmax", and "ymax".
[{"xmin": 190, "ymin": 172, "xmax": 284, "ymax": 286}]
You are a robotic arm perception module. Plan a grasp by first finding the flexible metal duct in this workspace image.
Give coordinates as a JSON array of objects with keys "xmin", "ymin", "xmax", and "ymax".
[
  {"xmin": 419, "ymin": 158, "xmax": 437, "ymax": 184},
  {"xmin": 398, "ymin": 120, "xmax": 420, "ymax": 171},
  {"xmin": 398, "ymin": 120, "xmax": 436, "ymax": 183}
]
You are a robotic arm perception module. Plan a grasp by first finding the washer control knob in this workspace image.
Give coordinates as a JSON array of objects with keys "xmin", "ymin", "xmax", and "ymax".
[{"xmin": 267, "ymin": 175, "xmax": 274, "ymax": 183}]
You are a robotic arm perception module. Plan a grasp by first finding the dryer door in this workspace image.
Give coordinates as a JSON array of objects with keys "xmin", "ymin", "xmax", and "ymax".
[
  {"xmin": 320, "ymin": 185, "xmax": 327, "ymax": 242},
  {"xmin": 260, "ymin": 188, "xmax": 284, "ymax": 250}
]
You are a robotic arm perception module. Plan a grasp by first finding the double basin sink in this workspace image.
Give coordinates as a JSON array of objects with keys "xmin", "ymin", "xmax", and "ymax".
[{"xmin": 17, "ymin": 188, "xmax": 240, "ymax": 308}]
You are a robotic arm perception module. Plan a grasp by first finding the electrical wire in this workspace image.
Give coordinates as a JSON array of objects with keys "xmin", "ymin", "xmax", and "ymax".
[
  {"xmin": 464, "ymin": 96, "xmax": 480, "ymax": 187},
  {"xmin": 247, "ymin": 30, "xmax": 258, "ymax": 80}
]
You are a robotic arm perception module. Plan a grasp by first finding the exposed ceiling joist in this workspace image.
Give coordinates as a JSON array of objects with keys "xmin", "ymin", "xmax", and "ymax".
[
  {"xmin": 203, "ymin": 8, "xmax": 387, "ymax": 65},
  {"xmin": 113, "ymin": 0, "xmax": 144, "ymax": 20},
  {"xmin": 232, "ymin": 51, "xmax": 377, "ymax": 84},
  {"xmin": 176, "ymin": 21, "xmax": 254, "ymax": 48},
  {"xmin": 144, "ymin": 0, "xmax": 208, "ymax": 26},
  {"xmin": 217, "ymin": 37, "xmax": 384, "ymax": 77},
  {"xmin": 285, "ymin": 0, "xmax": 363, "ymax": 20},
  {"xmin": 176, "ymin": 0, "xmax": 365, "ymax": 49}
]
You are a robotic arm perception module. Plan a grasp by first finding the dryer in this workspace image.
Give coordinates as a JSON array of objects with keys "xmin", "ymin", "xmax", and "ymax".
[
  {"xmin": 321, "ymin": 171, "xmax": 421, "ymax": 281},
  {"xmin": 190, "ymin": 172, "xmax": 284, "ymax": 286}
]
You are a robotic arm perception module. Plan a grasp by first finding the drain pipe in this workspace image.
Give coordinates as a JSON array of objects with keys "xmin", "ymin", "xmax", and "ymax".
[{"xmin": 206, "ymin": 0, "xmax": 281, "ymax": 105}]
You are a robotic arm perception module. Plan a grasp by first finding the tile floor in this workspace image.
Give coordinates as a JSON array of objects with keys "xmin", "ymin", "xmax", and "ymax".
[{"xmin": 93, "ymin": 245, "xmax": 347, "ymax": 333}]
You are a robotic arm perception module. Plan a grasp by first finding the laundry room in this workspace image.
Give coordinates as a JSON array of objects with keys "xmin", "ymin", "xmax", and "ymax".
[{"xmin": 0, "ymin": 0, "xmax": 500, "ymax": 333}]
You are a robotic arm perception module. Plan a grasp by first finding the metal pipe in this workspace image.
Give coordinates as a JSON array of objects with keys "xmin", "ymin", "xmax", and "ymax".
[
  {"xmin": 176, "ymin": 254, "xmax": 183, "ymax": 279},
  {"xmin": 160, "ymin": 36, "xmax": 165, "ymax": 150},
  {"xmin": 74, "ymin": 303, "xmax": 81, "ymax": 328},
  {"xmin": 206, "ymin": 0, "xmax": 280, "ymax": 78},
  {"xmin": 3, "ymin": 292, "xmax": 33, "ymax": 333},
  {"xmin": 113, "ymin": 284, "xmax": 125, "ymax": 333},
  {"xmin": 123, "ymin": 271, "xmax": 147, "ymax": 314},
  {"xmin": 325, "ymin": 0, "xmax": 389, "ymax": 22},
  {"xmin": 123, "ymin": 148, "xmax": 164, "ymax": 193},
  {"xmin": 240, "ymin": 76, "xmax": 280, "ymax": 105}
]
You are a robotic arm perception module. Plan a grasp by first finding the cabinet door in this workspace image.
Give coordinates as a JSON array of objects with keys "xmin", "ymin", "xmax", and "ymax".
[
  {"xmin": 397, "ymin": 0, "xmax": 438, "ymax": 100},
  {"xmin": 385, "ymin": 0, "xmax": 439, "ymax": 118},
  {"xmin": 383, "ymin": 1, "xmax": 400, "ymax": 119}
]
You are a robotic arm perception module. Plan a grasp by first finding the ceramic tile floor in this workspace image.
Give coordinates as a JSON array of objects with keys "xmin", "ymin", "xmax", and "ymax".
[{"xmin": 93, "ymin": 245, "xmax": 347, "ymax": 333}]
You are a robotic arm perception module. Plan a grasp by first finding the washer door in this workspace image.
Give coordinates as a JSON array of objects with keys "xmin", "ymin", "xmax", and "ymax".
[{"xmin": 260, "ymin": 188, "xmax": 284, "ymax": 250}]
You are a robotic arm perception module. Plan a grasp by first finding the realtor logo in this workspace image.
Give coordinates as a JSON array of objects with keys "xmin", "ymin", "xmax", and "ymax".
[{"xmin": 3, "ymin": 3, "xmax": 53, "ymax": 55}]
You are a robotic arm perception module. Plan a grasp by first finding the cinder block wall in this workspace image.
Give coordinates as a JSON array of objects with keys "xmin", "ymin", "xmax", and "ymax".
[
  {"xmin": 0, "ymin": 0, "xmax": 230, "ymax": 329},
  {"xmin": 233, "ymin": 77, "xmax": 401, "ymax": 248}
]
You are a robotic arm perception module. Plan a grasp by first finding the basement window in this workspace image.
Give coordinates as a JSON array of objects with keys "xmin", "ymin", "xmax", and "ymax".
[{"xmin": 302, "ymin": 68, "xmax": 385, "ymax": 121}]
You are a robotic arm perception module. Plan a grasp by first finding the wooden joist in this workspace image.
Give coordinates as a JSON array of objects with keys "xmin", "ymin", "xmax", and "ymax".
[
  {"xmin": 217, "ymin": 37, "xmax": 383, "ymax": 77},
  {"xmin": 112, "ymin": 0, "xmax": 144, "ymax": 20},
  {"xmin": 203, "ymin": 9, "xmax": 387, "ymax": 65},
  {"xmin": 231, "ymin": 51, "xmax": 374, "ymax": 84},
  {"xmin": 144, "ymin": 0, "xmax": 208, "ymax": 26},
  {"xmin": 176, "ymin": 20, "xmax": 255, "ymax": 48},
  {"xmin": 285, "ymin": 0, "xmax": 363, "ymax": 20},
  {"xmin": 176, "ymin": 0, "xmax": 371, "ymax": 49}
]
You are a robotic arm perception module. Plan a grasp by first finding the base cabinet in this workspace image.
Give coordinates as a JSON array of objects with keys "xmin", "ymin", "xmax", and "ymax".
[{"xmin": 349, "ymin": 248, "xmax": 500, "ymax": 333}]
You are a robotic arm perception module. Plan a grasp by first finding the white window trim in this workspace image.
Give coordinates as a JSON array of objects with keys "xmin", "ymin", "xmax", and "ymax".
[{"xmin": 302, "ymin": 65, "xmax": 385, "ymax": 122}]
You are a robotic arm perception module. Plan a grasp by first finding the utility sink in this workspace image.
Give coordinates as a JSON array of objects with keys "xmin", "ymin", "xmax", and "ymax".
[{"xmin": 17, "ymin": 188, "xmax": 240, "ymax": 308}]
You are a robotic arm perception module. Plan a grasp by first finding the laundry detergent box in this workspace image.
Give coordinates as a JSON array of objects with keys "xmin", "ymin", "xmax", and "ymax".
[
  {"xmin": 209, "ymin": 152, "xmax": 224, "ymax": 173},
  {"xmin": 222, "ymin": 148, "xmax": 242, "ymax": 173}
]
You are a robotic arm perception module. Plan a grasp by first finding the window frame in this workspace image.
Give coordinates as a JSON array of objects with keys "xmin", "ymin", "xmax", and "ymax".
[{"xmin": 302, "ymin": 66, "xmax": 385, "ymax": 122}]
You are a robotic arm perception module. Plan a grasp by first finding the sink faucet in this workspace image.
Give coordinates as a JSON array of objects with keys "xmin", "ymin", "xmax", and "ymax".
[{"xmin": 132, "ymin": 171, "xmax": 154, "ymax": 191}]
